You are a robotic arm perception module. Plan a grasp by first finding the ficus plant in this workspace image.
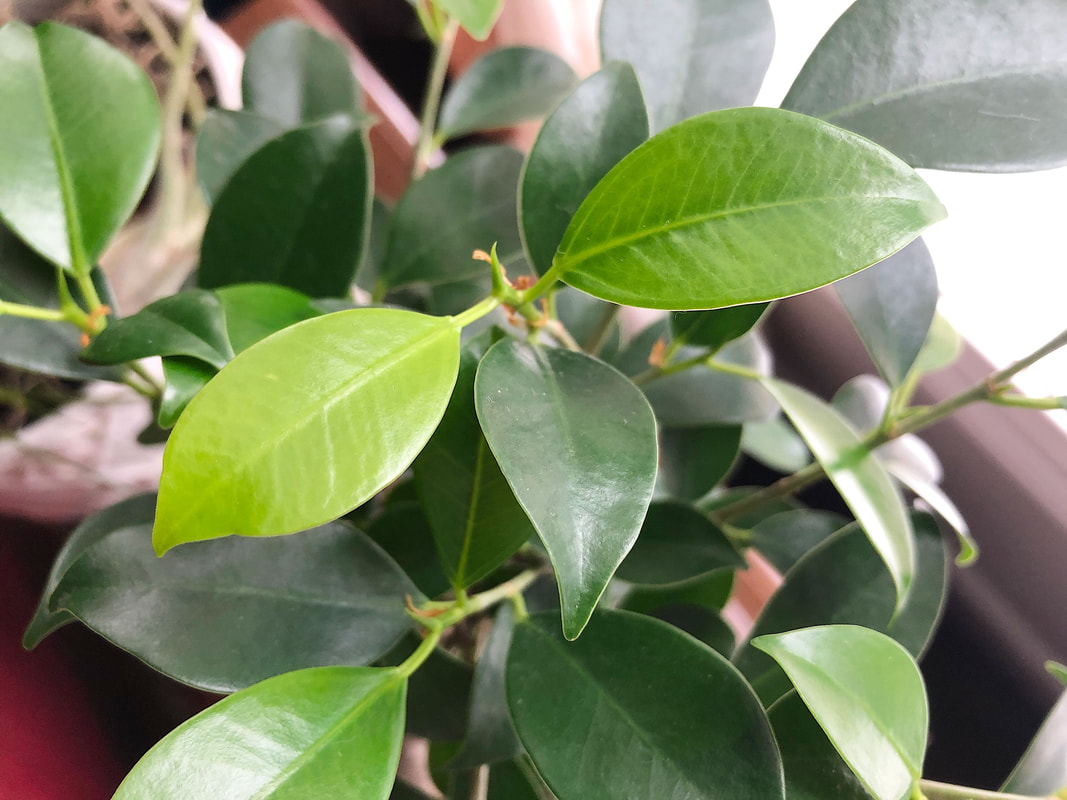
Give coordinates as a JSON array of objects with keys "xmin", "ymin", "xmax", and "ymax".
[{"xmin": 3, "ymin": 0, "xmax": 1067, "ymax": 798}]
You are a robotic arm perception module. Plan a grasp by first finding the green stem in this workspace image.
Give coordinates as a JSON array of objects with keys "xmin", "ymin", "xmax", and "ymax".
[
  {"xmin": 412, "ymin": 18, "xmax": 459, "ymax": 181},
  {"xmin": 632, "ymin": 351, "xmax": 712, "ymax": 386},
  {"xmin": 706, "ymin": 358, "xmax": 762, "ymax": 381},
  {"xmin": 451, "ymin": 295, "xmax": 501, "ymax": 329},
  {"xmin": 397, "ymin": 625, "xmax": 443, "ymax": 679},
  {"xmin": 127, "ymin": 361, "xmax": 164, "ymax": 397},
  {"xmin": 516, "ymin": 262, "xmax": 565, "ymax": 308},
  {"xmin": 122, "ymin": 373, "xmax": 159, "ymax": 401},
  {"xmin": 0, "ymin": 301, "xmax": 67, "ymax": 323},
  {"xmin": 919, "ymin": 779, "xmax": 1056, "ymax": 800},
  {"xmin": 584, "ymin": 303, "xmax": 620, "ymax": 355},
  {"xmin": 987, "ymin": 394, "xmax": 1063, "ymax": 410}
]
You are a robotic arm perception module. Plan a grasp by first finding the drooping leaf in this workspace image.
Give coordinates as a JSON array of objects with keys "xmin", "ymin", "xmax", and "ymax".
[
  {"xmin": 215, "ymin": 283, "xmax": 322, "ymax": 353},
  {"xmin": 113, "ymin": 666, "xmax": 406, "ymax": 800},
  {"xmin": 154, "ymin": 308, "xmax": 460, "ymax": 553},
  {"xmin": 364, "ymin": 501, "xmax": 452, "ymax": 599},
  {"xmin": 430, "ymin": 0, "xmax": 503, "ymax": 40},
  {"xmin": 782, "ymin": 0, "xmax": 1067, "ymax": 172},
  {"xmin": 835, "ymin": 239, "xmax": 938, "ymax": 386},
  {"xmin": 741, "ymin": 416, "xmax": 812, "ymax": 474},
  {"xmin": 381, "ymin": 146, "xmax": 524, "ymax": 289},
  {"xmin": 382, "ymin": 634, "xmax": 473, "ymax": 741},
  {"xmin": 554, "ymin": 107, "xmax": 945, "ymax": 310},
  {"xmin": 599, "ymin": 0, "xmax": 776, "ymax": 132},
  {"xmin": 520, "ymin": 62, "xmax": 649, "ymax": 276},
  {"xmin": 0, "ymin": 21, "xmax": 160, "ymax": 273},
  {"xmin": 753, "ymin": 625, "xmax": 928, "ymax": 800},
  {"xmin": 671, "ymin": 303, "xmax": 769, "ymax": 352},
  {"xmin": 763, "ymin": 378, "xmax": 915, "ymax": 608},
  {"xmin": 657, "ymin": 424, "xmax": 742, "ymax": 501},
  {"xmin": 747, "ymin": 509, "xmax": 845, "ymax": 573},
  {"xmin": 158, "ymin": 356, "xmax": 216, "ymax": 429},
  {"xmin": 198, "ymin": 116, "xmax": 372, "ymax": 297},
  {"xmin": 616, "ymin": 500, "xmax": 744, "ymax": 585},
  {"xmin": 242, "ymin": 20, "xmax": 361, "ymax": 127},
  {"xmin": 195, "ymin": 109, "xmax": 284, "ymax": 204},
  {"xmin": 438, "ymin": 47, "xmax": 577, "ymax": 140},
  {"xmin": 508, "ymin": 610, "xmax": 785, "ymax": 799},
  {"xmin": 476, "ymin": 341, "xmax": 657, "ymax": 639}
]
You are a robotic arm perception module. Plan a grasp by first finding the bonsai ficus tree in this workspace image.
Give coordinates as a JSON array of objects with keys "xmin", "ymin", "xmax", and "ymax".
[{"xmin": 3, "ymin": 0, "xmax": 1067, "ymax": 798}]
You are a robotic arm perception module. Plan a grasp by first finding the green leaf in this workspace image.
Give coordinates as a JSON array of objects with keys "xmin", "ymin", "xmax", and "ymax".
[
  {"xmin": 198, "ymin": 116, "xmax": 372, "ymax": 297},
  {"xmin": 619, "ymin": 570, "xmax": 735, "ymax": 616},
  {"xmin": 82, "ymin": 290, "xmax": 234, "ymax": 369},
  {"xmin": 438, "ymin": 46, "xmax": 576, "ymax": 140},
  {"xmin": 699, "ymin": 485, "xmax": 799, "ymax": 530},
  {"xmin": 356, "ymin": 199, "xmax": 392, "ymax": 293},
  {"xmin": 520, "ymin": 62, "xmax": 649, "ymax": 276},
  {"xmin": 158, "ymin": 356, "xmax": 216, "ymax": 429},
  {"xmin": 0, "ymin": 21, "xmax": 160, "ymax": 273},
  {"xmin": 747, "ymin": 509, "xmax": 845, "ymax": 573},
  {"xmin": 215, "ymin": 283, "xmax": 323, "ymax": 354},
  {"xmin": 554, "ymin": 107, "xmax": 945, "ymax": 310},
  {"xmin": 1002, "ymin": 691, "xmax": 1067, "ymax": 795},
  {"xmin": 763, "ymin": 378, "xmax": 915, "ymax": 608},
  {"xmin": 671, "ymin": 303, "xmax": 769, "ymax": 351},
  {"xmin": 884, "ymin": 515, "xmax": 949, "ymax": 659},
  {"xmin": 599, "ymin": 0, "xmax": 776, "ymax": 132},
  {"xmin": 508, "ymin": 610, "xmax": 785, "ymax": 799},
  {"xmin": 910, "ymin": 312, "xmax": 962, "ymax": 378},
  {"xmin": 782, "ymin": 0, "xmax": 1067, "ymax": 172},
  {"xmin": 431, "ymin": 0, "xmax": 503, "ymax": 40},
  {"xmin": 242, "ymin": 20, "xmax": 361, "ymax": 126},
  {"xmin": 415, "ymin": 328, "xmax": 533, "ymax": 589},
  {"xmin": 752, "ymin": 625, "xmax": 929, "ymax": 800},
  {"xmin": 475, "ymin": 341, "xmax": 658, "ymax": 639},
  {"xmin": 835, "ymin": 239, "xmax": 938, "ymax": 386},
  {"xmin": 365, "ymin": 501, "xmax": 452, "ymax": 599},
  {"xmin": 741, "ymin": 416, "xmax": 812, "ymax": 474},
  {"xmin": 657, "ymin": 424, "xmax": 742, "ymax": 501},
  {"xmin": 1049, "ymin": 661, "xmax": 1067, "ymax": 686},
  {"xmin": 648, "ymin": 604, "xmax": 736, "ymax": 658},
  {"xmin": 196, "ymin": 109, "xmax": 284, "ymax": 204},
  {"xmin": 616, "ymin": 500, "xmax": 744, "ymax": 585},
  {"xmin": 487, "ymin": 761, "xmax": 546, "ymax": 800},
  {"xmin": 391, "ymin": 781, "xmax": 437, "ymax": 800},
  {"xmin": 154, "ymin": 308, "xmax": 460, "ymax": 553},
  {"xmin": 113, "ymin": 666, "xmax": 406, "ymax": 800},
  {"xmin": 382, "ymin": 145, "xmax": 524, "ymax": 289},
  {"xmin": 609, "ymin": 317, "xmax": 669, "ymax": 378}
]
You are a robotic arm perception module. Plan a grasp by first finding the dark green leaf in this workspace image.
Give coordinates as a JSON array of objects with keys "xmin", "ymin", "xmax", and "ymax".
[
  {"xmin": 1003, "ymin": 690, "xmax": 1067, "ymax": 795},
  {"xmin": 555, "ymin": 108, "xmax": 945, "ymax": 310},
  {"xmin": 487, "ymin": 761, "xmax": 547, "ymax": 800},
  {"xmin": 508, "ymin": 610, "xmax": 785, "ymax": 799},
  {"xmin": 431, "ymin": 0, "xmax": 503, "ymax": 40},
  {"xmin": 383, "ymin": 634, "xmax": 473, "ymax": 741},
  {"xmin": 0, "ymin": 21, "xmax": 160, "ymax": 272},
  {"xmin": 619, "ymin": 570, "xmax": 735, "ymax": 616},
  {"xmin": 415, "ymin": 328, "xmax": 533, "ymax": 589},
  {"xmin": 698, "ymin": 486, "xmax": 799, "ymax": 530},
  {"xmin": 650, "ymin": 604, "xmax": 735, "ymax": 657},
  {"xmin": 475, "ymin": 341, "xmax": 658, "ymax": 639},
  {"xmin": 885, "ymin": 515, "xmax": 948, "ymax": 659},
  {"xmin": 616, "ymin": 500, "xmax": 743, "ymax": 585},
  {"xmin": 195, "ymin": 109, "xmax": 284, "ymax": 204},
  {"xmin": 438, "ymin": 47, "xmax": 576, "ymax": 140},
  {"xmin": 391, "ymin": 781, "xmax": 437, "ymax": 800},
  {"xmin": 215, "ymin": 283, "xmax": 322, "ymax": 353},
  {"xmin": 365, "ymin": 501, "xmax": 452, "ymax": 599},
  {"xmin": 356, "ymin": 199, "xmax": 391, "ymax": 293},
  {"xmin": 610, "ymin": 317, "xmax": 668, "ymax": 378},
  {"xmin": 520, "ymin": 62, "xmax": 648, "ymax": 276},
  {"xmin": 154, "ymin": 308, "xmax": 460, "ymax": 553},
  {"xmin": 741, "ymin": 416, "xmax": 811, "ymax": 474},
  {"xmin": 671, "ymin": 303, "xmax": 769, "ymax": 351},
  {"xmin": 599, "ymin": 0, "xmax": 775, "ymax": 132},
  {"xmin": 198, "ymin": 116, "xmax": 372, "ymax": 297},
  {"xmin": 158, "ymin": 356, "xmax": 215, "ymax": 428},
  {"xmin": 657, "ymin": 424, "xmax": 741, "ymax": 501},
  {"xmin": 782, "ymin": 0, "xmax": 1067, "ymax": 172},
  {"xmin": 753, "ymin": 625, "xmax": 928, "ymax": 800},
  {"xmin": 242, "ymin": 20, "xmax": 361, "ymax": 126},
  {"xmin": 113, "ymin": 666, "xmax": 406, "ymax": 799},
  {"xmin": 747, "ymin": 509, "xmax": 846, "ymax": 574}
]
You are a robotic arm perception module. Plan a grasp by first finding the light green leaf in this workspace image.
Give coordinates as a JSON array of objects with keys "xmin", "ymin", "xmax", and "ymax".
[
  {"xmin": 215, "ymin": 283, "xmax": 323, "ymax": 354},
  {"xmin": 910, "ymin": 312, "xmax": 962, "ymax": 378},
  {"xmin": 599, "ymin": 0, "xmax": 776, "ymax": 132},
  {"xmin": 1049, "ymin": 662, "xmax": 1067, "ymax": 686},
  {"xmin": 671, "ymin": 303, "xmax": 769, "ymax": 352},
  {"xmin": 0, "ymin": 21, "xmax": 160, "ymax": 273},
  {"xmin": 657, "ymin": 424, "xmax": 742, "ymax": 501},
  {"xmin": 520, "ymin": 62, "xmax": 649, "ymax": 276},
  {"xmin": 195, "ymin": 109, "xmax": 284, "ymax": 204},
  {"xmin": 475, "ymin": 340, "xmax": 657, "ymax": 639},
  {"xmin": 741, "ymin": 416, "xmax": 812, "ymax": 474},
  {"xmin": 554, "ymin": 107, "xmax": 945, "ymax": 310},
  {"xmin": 113, "ymin": 666, "xmax": 406, "ymax": 800},
  {"xmin": 782, "ymin": 0, "xmax": 1067, "ymax": 172},
  {"xmin": 752, "ymin": 625, "xmax": 928, "ymax": 800},
  {"xmin": 508, "ymin": 610, "xmax": 785, "ymax": 799},
  {"xmin": 1002, "ymin": 688, "xmax": 1067, "ymax": 795},
  {"xmin": 431, "ymin": 0, "xmax": 503, "ymax": 40},
  {"xmin": 154, "ymin": 308, "xmax": 460, "ymax": 553}
]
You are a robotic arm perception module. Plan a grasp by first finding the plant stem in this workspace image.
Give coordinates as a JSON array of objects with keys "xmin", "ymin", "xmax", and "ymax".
[
  {"xmin": 397, "ymin": 625, "xmax": 443, "ymax": 678},
  {"xmin": 632, "ymin": 352, "xmax": 713, "ymax": 386},
  {"xmin": 516, "ymin": 263, "xmax": 565, "ymax": 308},
  {"xmin": 128, "ymin": 0, "xmax": 207, "ymax": 125},
  {"xmin": 411, "ymin": 18, "xmax": 458, "ymax": 181},
  {"xmin": 919, "ymin": 779, "xmax": 1056, "ymax": 800},
  {"xmin": 987, "ymin": 394, "xmax": 1064, "ymax": 410},
  {"xmin": 451, "ymin": 295, "xmax": 501, "ymax": 329},
  {"xmin": 128, "ymin": 361, "xmax": 165, "ymax": 397},
  {"xmin": 0, "ymin": 301, "xmax": 68, "ymax": 323},
  {"xmin": 584, "ymin": 303, "xmax": 620, "ymax": 355}
]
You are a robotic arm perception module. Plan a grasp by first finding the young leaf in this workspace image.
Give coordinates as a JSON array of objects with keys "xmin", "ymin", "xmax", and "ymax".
[
  {"xmin": 113, "ymin": 666, "xmax": 406, "ymax": 800},
  {"xmin": 431, "ymin": 0, "xmax": 503, "ymax": 40},
  {"xmin": 508, "ymin": 610, "xmax": 785, "ymax": 799},
  {"xmin": 365, "ymin": 501, "xmax": 452, "ymax": 600},
  {"xmin": 782, "ymin": 0, "xmax": 1067, "ymax": 172},
  {"xmin": 215, "ymin": 283, "xmax": 322, "ymax": 353},
  {"xmin": 671, "ymin": 303, "xmax": 769, "ymax": 351},
  {"xmin": 752, "ymin": 625, "xmax": 929, "ymax": 800},
  {"xmin": 475, "ymin": 340, "xmax": 657, "ymax": 639},
  {"xmin": 242, "ymin": 20, "xmax": 361, "ymax": 127},
  {"xmin": 0, "ymin": 21, "xmax": 160, "ymax": 273},
  {"xmin": 741, "ymin": 416, "xmax": 812, "ymax": 474},
  {"xmin": 599, "ymin": 0, "xmax": 776, "ymax": 132},
  {"xmin": 763, "ymin": 378, "xmax": 915, "ymax": 608},
  {"xmin": 553, "ymin": 107, "xmax": 945, "ymax": 310},
  {"xmin": 196, "ymin": 110, "xmax": 285, "ymax": 204},
  {"xmin": 159, "ymin": 357, "xmax": 216, "ymax": 428},
  {"xmin": 1001, "ymin": 688, "xmax": 1067, "ymax": 795},
  {"xmin": 198, "ymin": 116, "xmax": 372, "ymax": 298},
  {"xmin": 154, "ymin": 308, "xmax": 460, "ymax": 553},
  {"xmin": 835, "ymin": 239, "xmax": 938, "ymax": 386},
  {"xmin": 747, "ymin": 509, "xmax": 845, "ymax": 574},
  {"xmin": 520, "ymin": 62, "xmax": 649, "ymax": 276},
  {"xmin": 437, "ymin": 47, "xmax": 577, "ymax": 141},
  {"xmin": 657, "ymin": 424, "xmax": 742, "ymax": 501},
  {"xmin": 414, "ymin": 329, "xmax": 534, "ymax": 589}
]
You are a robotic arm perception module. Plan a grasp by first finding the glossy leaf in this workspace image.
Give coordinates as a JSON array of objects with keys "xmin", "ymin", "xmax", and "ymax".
[
  {"xmin": 885, "ymin": 515, "xmax": 949, "ymax": 659},
  {"xmin": 508, "ymin": 610, "xmax": 785, "ymax": 799},
  {"xmin": 554, "ymin": 107, "xmax": 945, "ymax": 310},
  {"xmin": 616, "ymin": 500, "xmax": 744, "ymax": 585},
  {"xmin": 657, "ymin": 424, "xmax": 742, "ymax": 501},
  {"xmin": 382, "ymin": 146, "xmax": 524, "ymax": 289},
  {"xmin": 782, "ymin": 0, "xmax": 1067, "ymax": 172},
  {"xmin": 196, "ymin": 109, "xmax": 284, "ymax": 204},
  {"xmin": 747, "ymin": 509, "xmax": 845, "ymax": 574},
  {"xmin": 520, "ymin": 62, "xmax": 649, "ymax": 276},
  {"xmin": 199, "ymin": 116, "xmax": 371, "ymax": 297},
  {"xmin": 114, "ymin": 666, "xmax": 406, "ymax": 800},
  {"xmin": 764, "ymin": 378, "xmax": 915, "ymax": 607},
  {"xmin": 154, "ymin": 308, "xmax": 460, "ymax": 553},
  {"xmin": 475, "ymin": 340, "xmax": 657, "ymax": 639},
  {"xmin": 835, "ymin": 239, "xmax": 938, "ymax": 386},
  {"xmin": 671, "ymin": 303, "xmax": 769, "ymax": 351},
  {"xmin": 753, "ymin": 625, "xmax": 928, "ymax": 800},
  {"xmin": 431, "ymin": 0, "xmax": 503, "ymax": 40},
  {"xmin": 599, "ymin": 0, "xmax": 775, "ymax": 132},
  {"xmin": 242, "ymin": 20, "xmax": 361, "ymax": 126},
  {"xmin": 1002, "ymin": 691, "xmax": 1067, "ymax": 795},
  {"xmin": 0, "ymin": 21, "xmax": 160, "ymax": 272},
  {"xmin": 215, "ymin": 283, "xmax": 322, "ymax": 353},
  {"xmin": 741, "ymin": 416, "xmax": 812, "ymax": 474},
  {"xmin": 438, "ymin": 46, "xmax": 576, "ymax": 140},
  {"xmin": 159, "ymin": 356, "xmax": 216, "ymax": 429},
  {"xmin": 649, "ymin": 604, "xmax": 735, "ymax": 658},
  {"xmin": 365, "ymin": 502, "xmax": 451, "ymax": 599},
  {"xmin": 82, "ymin": 290, "xmax": 234, "ymax": 369}
]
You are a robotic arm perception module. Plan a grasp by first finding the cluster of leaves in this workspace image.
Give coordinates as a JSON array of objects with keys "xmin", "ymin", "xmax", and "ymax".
[{"xmin": 2, "ymin": 0, "xmax": 1067, "ymax": 798}]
